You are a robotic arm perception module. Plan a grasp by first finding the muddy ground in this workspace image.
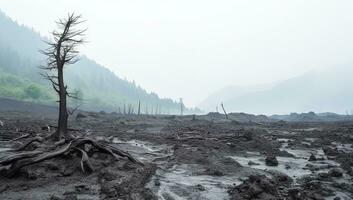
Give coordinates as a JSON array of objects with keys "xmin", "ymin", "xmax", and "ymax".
[{"xmin": 0, "ymin": 110, "xmax": 353, "ymax": 200}]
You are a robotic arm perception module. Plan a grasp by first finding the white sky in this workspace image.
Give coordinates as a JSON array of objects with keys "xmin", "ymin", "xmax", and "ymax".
[{"xmin": 1, "ymin": 0, "xmax": 353, "ymax": 107}]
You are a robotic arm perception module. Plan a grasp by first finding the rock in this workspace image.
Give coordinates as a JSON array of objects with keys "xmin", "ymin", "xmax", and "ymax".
[
  {"xmin": 60, "ymin": 167, "xmax": 74, "ymax": 177},
  {"xmin": 192, "ymin": 184, "xmax": 206, "ymax": 191},
  {"xmin": 49, "ymin": 194, "xmax": 63, "ymax": 200},
  {"xmin": 243, "ymin": 131, "xmax": 253, "ymax": 141},
  {"xmin": 154, "ymin": 179, "xmax": 161, "ymax": 186},
  {"xmin": 285, "ymin": 163, "xmax": 291, "ymax": 169},
  {"xmin": 279, "ymin": 150, "xmax": 295, "ymax": 158},
  {"xmin": 265, "ymin": 155, "xmax": 279, "ymax": 166},
  {"xmin": 287, "ymin": 187, "xmax": 301, "ymax": 200},
  {"xmin": 228, "ymin": 175, "xmax": 278, "ymax": 200},
  {"xmin": 328, "ymin": 168, "xmax": 343, "ymax": 177},
  {"xmin": 63, "ymin": 194, "xmax": 78, "ymax": 200},
  {"xmin": 0, "ymin": 184, "xmax": 9, "ymax": 193},
  {"xmin": 98, "ymin": 169, "xmax": 118, "ymax": 181},
  {"xmin": 41, "ymin": 126, "xmax": 50, "ymax": 131},
  {"xmin": 270, "ymin": 171, "xmax": 292, "ymax": 184},
  {"xmin": 308, "ymin": 153, "xmax": 317, "ymax": 161},
  {"xmin": 26, "ymin": 170, "xmax": 40, "ymax": 180},
  {"xmin": 323, "ymin": 147, "xmax": 339, "ymax": 156},
  {"xmin": 248, "ymin": 161, "xmax": 260, "ymax": 166},
  {"xmin": 75, "ymin": 184, "xmax": 89, "ymax": 193},
  {"xmin": 318, "ymin": 172, "xmax": 329, "ymax": 179},
  {"xmin": 205, "ymin": 168, "xmax": 224, "ymax": 176},
  {"xmin": 46, "ymin": 162, "xmax": 59, "ymax": 171},
  {"xmin": 334, "ymin": 197, "xmax": 341, "ymax": 200}
]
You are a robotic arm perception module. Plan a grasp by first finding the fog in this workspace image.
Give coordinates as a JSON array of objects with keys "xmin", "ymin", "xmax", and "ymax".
[{"xmin": 1, "ymin": 0, "xmax": 353, "ymax": 108}]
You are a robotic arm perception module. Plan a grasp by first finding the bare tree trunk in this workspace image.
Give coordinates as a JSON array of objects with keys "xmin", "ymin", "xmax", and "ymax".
[
  {"xmin": 56, "ymin": 68, "xmax": 68, "ymax": 140},
  {"xmin": 138, "ymin": 100, "xmax": 141, "ymax": 115},
  {"xmin": 180, "ymin": 98, "xmax": 184, "ymax": 115},
  {"xmin": 123, "ymin": 103, "xmax": 126, "ymax": 115}
]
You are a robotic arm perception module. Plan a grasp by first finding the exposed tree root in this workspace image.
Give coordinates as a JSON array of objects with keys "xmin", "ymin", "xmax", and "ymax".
[
  {"xmin": 10, "ymin": 134, "xmax": 30, "ymax": 142},
  {"xmin": 10, "ymin": 136, "xmax": 44, "ymax": 152},
  {"xmin": 108, "ymin": 144, "xmax": 144, "ymax": 165},
  {"xmin": 0, "ymin": 136, "xmax": 143, "ymax": 177},
  {"xmin": 0, "ymin": 151, "xmax": 43, "ymax": 165}
]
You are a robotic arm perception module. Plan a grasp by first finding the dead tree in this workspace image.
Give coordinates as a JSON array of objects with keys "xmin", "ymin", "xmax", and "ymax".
[
  {"xmin": 137, "ymin": 100, "xmax": 141, "ymax": 115},
  {"xmin": 123, "ymin": 102, "xmax": 126, "ymax": 115},
  {"xmin": 221, "ymin": 102, "xmax": 228, "ymax": 119},
  {"xmin": 180, "ymin": 98, "xmax": 184, "ymax": 115},
  {"xmin": 145, "ymin": 105, "xmax": 149, "ymax": 115},
  {"xmin": 41, "ymin": 13, "xmax": 86, "ymax": 140},
  {"xmin": 155, "ymin": 104, "xmax": 159, "ymax": 115},
  {"xmin": 131, "ymin": 105, "xmax": 135, "ymax": 115},
  {"xmin": 127, "ymin": 104, "xmax": 133, "ymax": 115}
]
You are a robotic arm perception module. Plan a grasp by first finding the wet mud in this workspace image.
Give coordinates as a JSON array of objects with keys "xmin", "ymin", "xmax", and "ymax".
[{"xmin": 0, "ymin": 112, "xmax": 352, "ymax": 199}]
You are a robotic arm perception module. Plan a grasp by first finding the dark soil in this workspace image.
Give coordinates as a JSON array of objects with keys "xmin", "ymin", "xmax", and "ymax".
[{"xmin": 0, "ymin": 106, "xmax": 353, "ymax": 199}]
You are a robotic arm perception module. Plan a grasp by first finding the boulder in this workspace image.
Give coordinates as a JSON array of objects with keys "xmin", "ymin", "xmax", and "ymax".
[
  {"xmin": 328, "ymin": 168, "xmax": 343, "ymax": 177},
  {"xmin": 265, "ymin": 155, "xmax": 279, "ymax": 166},
  {"xmin": 308, "ymin": 153, "xmax": 317, "ymax": 161}
]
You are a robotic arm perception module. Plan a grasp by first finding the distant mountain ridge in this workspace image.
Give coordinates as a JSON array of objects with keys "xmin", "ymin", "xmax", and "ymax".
[
  {"xmin": 200, "ymin": 65, "xmax": 353, "ymax": 115},
  {"xmin": 0, "ymin": 10, "xmax": 193, "ymax": 114}
]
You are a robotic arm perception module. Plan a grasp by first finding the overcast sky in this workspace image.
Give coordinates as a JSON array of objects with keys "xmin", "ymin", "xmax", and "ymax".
[{"xmin": 1, "ymin": 0, "xmax": 353, "ymax": 107}]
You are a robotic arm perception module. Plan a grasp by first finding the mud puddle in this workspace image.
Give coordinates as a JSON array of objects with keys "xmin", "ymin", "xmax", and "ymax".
[
  {"xmin": 148, "ymin": 164, "xmax": 241, "ymax": 200},
  {"xmin": 112, "ymin": 138, "xmax": 174, "ymax": 163},
  {"xmin": 103, "ymin": 138, "xmax": 241, "ymax": 199},
  {"xmin": 229, "ymin": 137, "xmax": 353, "ymax": 199}
]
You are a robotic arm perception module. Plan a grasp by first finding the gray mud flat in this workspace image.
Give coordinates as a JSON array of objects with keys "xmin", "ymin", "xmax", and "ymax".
[{"xmin": 1, "ymin": 111, "xmax": 353, "ymax": 199}]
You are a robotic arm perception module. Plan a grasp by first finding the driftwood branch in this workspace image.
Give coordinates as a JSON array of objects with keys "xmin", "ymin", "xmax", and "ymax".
[{"xmin": 221, "ymin": 102, "xmax": 229, "ymax": 119}]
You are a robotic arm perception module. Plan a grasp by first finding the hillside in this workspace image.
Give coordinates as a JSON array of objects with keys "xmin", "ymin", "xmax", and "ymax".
[
  {"xmin": 200, "ymin": 65, "xmax": 353, "ymax": 115},
  {"xmin": 198, "ymin": 84, "xmax": 274, "ymax": 112},
  {"xmin": 0, "ymin": 10, "xmax": 188, "ymax": 114}
]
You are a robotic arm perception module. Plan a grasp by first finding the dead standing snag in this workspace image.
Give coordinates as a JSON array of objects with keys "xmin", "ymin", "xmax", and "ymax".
[
  {"xmin": 221, "ymin": 102, "xmax": 229, "ymax": 119},
  {"xmin": 40, "ymin": 13, "xmax": 86, "ymax": 141}
]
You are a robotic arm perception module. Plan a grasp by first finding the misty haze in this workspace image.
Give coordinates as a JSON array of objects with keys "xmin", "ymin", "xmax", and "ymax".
[{"xmin": 0, "ymin": 1, "xmax": 353, "ymax": 200}]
